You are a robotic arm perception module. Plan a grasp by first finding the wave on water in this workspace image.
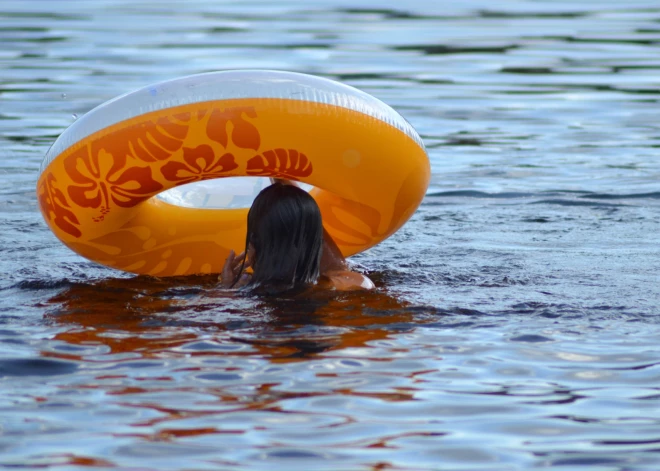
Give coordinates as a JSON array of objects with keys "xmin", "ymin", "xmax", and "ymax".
[
  {"xmin": 585, "ymin": 192, "xmax": 660, "ymax": 200},
  {"xmin": 0, "ymin": 358, "xmax": 79, "ymax": 378},
  {"xmin": 426, "ymin": 190, "xmax": 660, "ymax": 201}
]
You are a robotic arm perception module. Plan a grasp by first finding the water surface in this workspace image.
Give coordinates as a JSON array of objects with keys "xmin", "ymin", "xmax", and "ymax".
[{"xmin": 1, "ymin": 1, "xmax": 660, "ymax": 469}]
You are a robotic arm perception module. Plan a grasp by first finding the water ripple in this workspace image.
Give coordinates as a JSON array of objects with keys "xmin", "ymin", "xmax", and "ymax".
[{"xmin": 2, "ymin": 0, "xmax": 660, "ymax": 469}]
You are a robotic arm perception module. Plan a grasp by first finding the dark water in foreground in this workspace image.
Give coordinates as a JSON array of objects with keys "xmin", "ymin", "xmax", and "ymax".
[{"xmin": 1, "ymin": 1, "xmax": 660, "ymax": 469}]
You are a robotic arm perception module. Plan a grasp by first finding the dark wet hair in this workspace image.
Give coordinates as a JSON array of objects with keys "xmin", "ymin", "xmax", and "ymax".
[{"xmin": 237, "ymin": 183, "xmax": 323, "ymax": 294}]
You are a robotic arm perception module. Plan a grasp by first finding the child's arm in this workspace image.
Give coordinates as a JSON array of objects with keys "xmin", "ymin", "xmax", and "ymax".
[{"xmin": 319, "ymin": 224, "xmax": 348, "ymax": 273}]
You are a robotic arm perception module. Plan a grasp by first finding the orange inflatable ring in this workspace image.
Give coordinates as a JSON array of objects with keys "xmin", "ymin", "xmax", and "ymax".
[{"xmin": 37, "ymin": 70, "xmax": 430, "ymax": 276}]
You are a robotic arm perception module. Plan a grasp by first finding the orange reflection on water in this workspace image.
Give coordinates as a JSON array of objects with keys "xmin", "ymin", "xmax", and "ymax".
[
  {"xmin": 44, "ymin": 275, "xmax": 418, "ymax": 360},
  {"xmin": 41, "ymin": 276, "xmax": 425, "ymax": 456}
]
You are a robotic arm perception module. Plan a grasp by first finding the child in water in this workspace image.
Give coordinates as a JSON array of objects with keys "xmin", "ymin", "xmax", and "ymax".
[{"xmin": 219, "ymin": 180, "xmax": 374, "ymax": 294}]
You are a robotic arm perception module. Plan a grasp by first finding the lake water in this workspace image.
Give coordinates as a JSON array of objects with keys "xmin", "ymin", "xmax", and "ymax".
[{"xmin": 2, "ymin": 1, "xmax": 660, "ymax": 469}]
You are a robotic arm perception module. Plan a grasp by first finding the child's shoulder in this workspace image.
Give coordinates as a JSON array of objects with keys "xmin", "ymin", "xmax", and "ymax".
[{"xmin": 320, "ymin": 270, "xmax": 375, "ymax": 291}]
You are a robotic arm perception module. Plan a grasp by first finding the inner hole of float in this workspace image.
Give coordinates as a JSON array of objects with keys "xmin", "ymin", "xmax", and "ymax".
[{"xmin": 157, "ymin": 177, "xmax": 314, "ymax": 209}]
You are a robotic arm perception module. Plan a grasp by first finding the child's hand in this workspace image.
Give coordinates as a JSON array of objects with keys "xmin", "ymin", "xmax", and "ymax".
[{"xmin": 219, "ymin": 250, "xmax": 247, "ymax": 288}]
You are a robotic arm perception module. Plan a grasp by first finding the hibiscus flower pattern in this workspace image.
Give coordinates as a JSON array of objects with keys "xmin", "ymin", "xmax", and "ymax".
[
  {"xmin": 38, "ymin": 172, "xmax": 82, "ymax": 238},
  {"xmin": 65, "ymin": 145, "xmax": 163, "ymax": 221},
  {"xmin": 318, "ymin": 193, "xmax": 381, "ymax": 247},
  {"xmin": 103, "ymin": 113, "xmax": 192, "ymax": 163},
  {"xmin": 39, "ymin": 100, "xmax": 322, "ymax": 266},
  {"xmin": 207, "ymin": 106, "xmax": 261, "ymax": 151},
  {"xmin": 246, "ymin": 148, "xmax": 313, "ymax": 178},
  {"xmin": 160, "ymin": 144, "xmax": 238, "ymax": 185}
]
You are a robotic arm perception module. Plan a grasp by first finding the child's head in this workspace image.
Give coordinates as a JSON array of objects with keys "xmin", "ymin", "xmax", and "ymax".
[{"xmin": 243, "ymin": 183, "xmax": 323, "ymax": 293}]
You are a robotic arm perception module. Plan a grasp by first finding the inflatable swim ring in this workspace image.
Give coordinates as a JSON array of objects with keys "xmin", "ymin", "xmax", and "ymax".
[{"xmin": 37, "ymin": 70, "xmax": 430, "ymax": 276}]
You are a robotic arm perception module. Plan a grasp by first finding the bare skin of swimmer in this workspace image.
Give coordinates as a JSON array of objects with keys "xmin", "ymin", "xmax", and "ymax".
[{"xmin": 220, "ymin": 179, "xmax": 374, "ymax": 291}]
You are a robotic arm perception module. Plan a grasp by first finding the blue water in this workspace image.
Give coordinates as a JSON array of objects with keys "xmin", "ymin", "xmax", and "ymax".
[{"xmin": 1, "ymin": 1, "xmax": 660, "ymax": 470}]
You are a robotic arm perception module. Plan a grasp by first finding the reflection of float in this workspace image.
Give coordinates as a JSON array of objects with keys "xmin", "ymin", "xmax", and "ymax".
[
  {"xmin": 43, "ymin": 276, "xmax": 418, "ymax": 443},
  {"xmin": 37, "ymin": 70, "xmax": 430, "ymax": 276},
  {"xmin": 46, "ymin": 276, "xmax": 416, "ymax": 359}
]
